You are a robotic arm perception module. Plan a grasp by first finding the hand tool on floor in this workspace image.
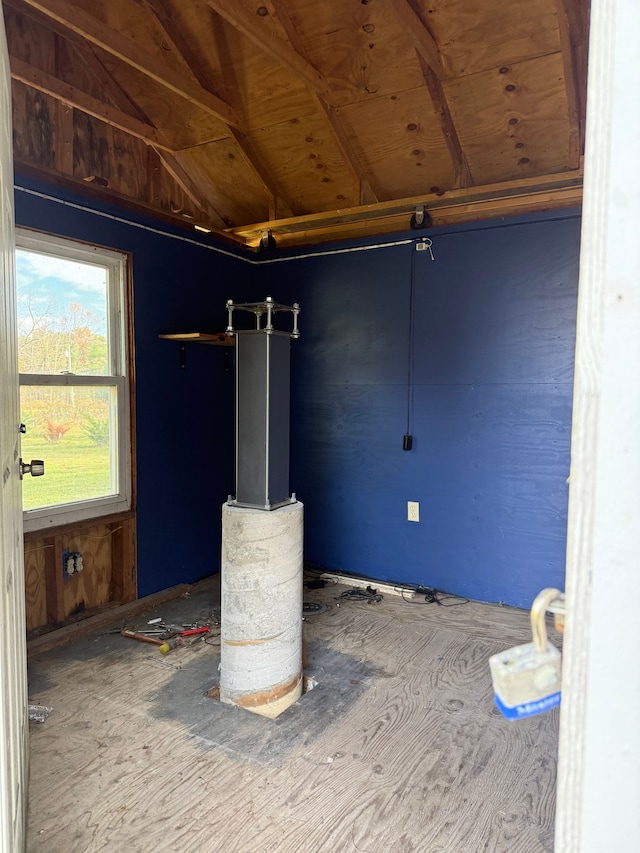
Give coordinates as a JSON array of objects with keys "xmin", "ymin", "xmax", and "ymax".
[
  {"xmin": 159, "ymin": 626, "xmax": 210, "ymax": 654},
  {"xmin": 121, "ymin": 629, "xmax": 165, "ymax": 646},
  {"xmin": 154, "ymin": 623, "xmax": 203, "ymax": 638},
  {"xmin": 125, "ymin": 628, "xmax": 166, "ymax": 635},
  {"xmin": 179, "ymin": 627, "xmax": 210, "ymax": 637}
]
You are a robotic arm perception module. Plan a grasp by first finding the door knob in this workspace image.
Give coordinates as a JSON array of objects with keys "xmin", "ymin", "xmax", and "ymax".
[{"xmin": 19, "ymin": 459, "xmax": 44, "ymax": 479}]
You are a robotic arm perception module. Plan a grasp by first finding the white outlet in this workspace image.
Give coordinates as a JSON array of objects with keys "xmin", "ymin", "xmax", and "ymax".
[{"xmin": 407, "ymin": 501, "xmax": 420, "ymax": 522}]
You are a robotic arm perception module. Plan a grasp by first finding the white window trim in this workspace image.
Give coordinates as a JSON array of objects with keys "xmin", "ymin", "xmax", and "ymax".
[{"xmin": 16, "ymin": 229, "xmax": 131, "ymax": 532}]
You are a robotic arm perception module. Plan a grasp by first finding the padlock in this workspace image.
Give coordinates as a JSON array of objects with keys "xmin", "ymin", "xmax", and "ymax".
[{"xmin": 489, "ymin": 587, "xmax": 562, "ymax": 720}]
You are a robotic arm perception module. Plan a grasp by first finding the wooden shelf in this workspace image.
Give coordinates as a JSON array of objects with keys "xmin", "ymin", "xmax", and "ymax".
[
  {"xmin": 159, "ymin": 332, "xmax": 234, "ymax": 369},
  {"xmin": 159, "ymin": 332, "xmax": 234, "ymax": 346}
]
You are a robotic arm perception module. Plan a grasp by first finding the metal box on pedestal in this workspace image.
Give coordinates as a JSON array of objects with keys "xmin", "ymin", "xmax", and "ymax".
[
  {"xmin": 226, "ymin": 297, "xmax": 300, "ymax": 510},
  {"xmin": 236, "ymin": 331, "xmax": 291, "ymax": 509}
]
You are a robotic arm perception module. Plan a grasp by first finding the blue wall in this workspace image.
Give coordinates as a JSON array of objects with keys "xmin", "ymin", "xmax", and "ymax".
[
  {"xmin": 15, "ymin": 178, "xmax": 259, "ymax": 596},
  {"xmin": 15, "ymin": 176, "xmax": 580, "ymax": 607},
  {"xmin": 262, "ymin": 213, "xmax": 580, "ymax": 607}
]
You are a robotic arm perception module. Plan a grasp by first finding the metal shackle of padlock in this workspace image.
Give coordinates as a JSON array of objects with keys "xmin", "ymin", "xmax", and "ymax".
[{"xmin": 489, "ymin": 587, "xmax": 563, "ymax": 720}]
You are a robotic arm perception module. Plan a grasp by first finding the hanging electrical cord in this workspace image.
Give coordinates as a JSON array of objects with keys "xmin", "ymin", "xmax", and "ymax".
[
  {"xmin": 403, "ymin": 247, "xmax": 417, "ymax": 451},
  {"xmin": 404, "ymin": 238, "xmax": 435, "ymax": 451}
]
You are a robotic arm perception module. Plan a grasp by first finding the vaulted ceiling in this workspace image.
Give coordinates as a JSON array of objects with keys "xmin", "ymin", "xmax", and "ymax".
[{"xmin": 4, "ymin": 0, "xmax": 588, "ymax": 248}]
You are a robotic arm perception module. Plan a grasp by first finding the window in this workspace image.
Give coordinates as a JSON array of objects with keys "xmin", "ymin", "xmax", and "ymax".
[{"xmin": 16, "ymin": 229, "xmax": 131, "ymax": 532}]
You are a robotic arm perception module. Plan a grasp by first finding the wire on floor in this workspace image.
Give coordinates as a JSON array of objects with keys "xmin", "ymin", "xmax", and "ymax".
[
  {"xmin": 401, "ymin": 586, "xmax": 469, "ymax": 606},
  {"xmin": 338, "ymin": 586, "xmax": 382, "ymax": 604}
]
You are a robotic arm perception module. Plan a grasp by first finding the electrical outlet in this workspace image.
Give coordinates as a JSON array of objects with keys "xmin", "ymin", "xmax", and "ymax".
[
  {"xmin": 62, "ymin": 550, "xmax": 83, "ymax": 578},
  {"xmin": 407, "ymin": 501, "xmax": 420, "ymax": 522}
]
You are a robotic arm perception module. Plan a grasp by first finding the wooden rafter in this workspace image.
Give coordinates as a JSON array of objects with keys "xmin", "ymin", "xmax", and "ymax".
[
  {"xmin": 389, "ymin": 0, "xmax": 471, "ymax": 188},
  {"xmin": 73, "ymin": 43, "xmax": 153, "ymax": 125},
  {"xmin": 315, "ymin": 96, "xmax": 377, "ymax": 199},
  {"xmin": 4, "ymin": 0, "xmax": 83, "ymax": 49},
  {"xmin": 7, "ymin": 0, "xmax": 159, "ymax": 134},
  {"xmin": 204, "ymin": 0, "xmax": 333, "ymax": 100},
  {"xmin": 554, "ymin": 0, "xmax": 589, "ymax": 166},
  {"xmin": 136, "ymin": 0, "xmax": 284, "ymax": 209},
  {"xmin": 206, "ymin": 17, "xmax": 297, "ymax": 217},
  {"xmin": 226, "ymin": 129, "xmax": 284, "ymax": 203},
  {"xmin": 14, "ymin": 157, "xmax": 246, "ymax": 244},
  {"xmin": 263, "ymin": 0, "xmax": 305, "ymax": 57},
  {"xmin": 9, "ymin": 13, "xmax": 232, "ymax": 231},
  {"xmin": 53, "ymin": 100, "xmax": 73, "ymax": 173},
  {"xmin": 9, "ymin": 55, "xmax": 174, "ymax": 151},
  {"xmin": 6, "ymin": 0, "xmax": 588, "ymax": 249},
  {"xmin": 388, "ymin": 0, "xmax": 446, "ymax": 81},
  {"xmin": 134, "ymin": 0, "xmax": 227, "ymax": 100},
  {"xmin": 7, "ymin": 0, "xmax": 160, "ymax": 126},
  {"xmin": 417, "ymin": 56, "xmax": 473, "ymax": 189},
  {"xmin": 152, "ymin": 148, "xmax": 228, "ymax": 228},
  {"xmin": 18, "ymin": 0, "xmax": 242, "ymax": 127},
  {"xmin": 264, "ymin": 0, "xmax": 378, "ymax": 202},
  {"xmin": 146, "ymin": 146, "xmax": 163, "ymax": 207},
  {"xmin": 52, "ymin": 34, "xmax": 73, "ymax": 173}
]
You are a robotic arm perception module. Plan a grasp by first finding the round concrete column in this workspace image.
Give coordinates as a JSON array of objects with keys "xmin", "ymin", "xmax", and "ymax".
[{"xmin": 220, "ymin": 501, "xmax": 303, "ymax": 718}]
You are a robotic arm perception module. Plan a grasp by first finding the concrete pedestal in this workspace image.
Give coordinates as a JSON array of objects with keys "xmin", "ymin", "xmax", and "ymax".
[{"xmin": 220, "ymin": 501, "xmax": 303, "ymax": 718}]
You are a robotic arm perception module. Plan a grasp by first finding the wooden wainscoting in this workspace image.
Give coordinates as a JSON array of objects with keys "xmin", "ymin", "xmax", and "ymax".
[{"xmin": 24, "ymin": 512, "xmax": 136, "ymax": 635}]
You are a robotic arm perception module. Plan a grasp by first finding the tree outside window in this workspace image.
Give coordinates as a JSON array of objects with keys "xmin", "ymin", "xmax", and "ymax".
[{"xmin": 16, "ymin": 230, "xmax": 131, "ymax": 531}]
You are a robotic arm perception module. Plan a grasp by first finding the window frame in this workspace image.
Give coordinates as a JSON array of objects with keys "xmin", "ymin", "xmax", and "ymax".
[{"xmin": 16, "ymin": 228, "xmax": 132, "ymax": 533}]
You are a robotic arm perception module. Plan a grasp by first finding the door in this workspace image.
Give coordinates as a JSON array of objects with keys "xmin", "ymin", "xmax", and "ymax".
[{"xmin": 0, "ymin": 6, "xmax": 29, "ymax": 851}]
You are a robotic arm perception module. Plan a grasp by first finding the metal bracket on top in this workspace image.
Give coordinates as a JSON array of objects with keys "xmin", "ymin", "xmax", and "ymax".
[{"xmin": 226, "ymin": 296, "xmax": 300, "ymax": 338}]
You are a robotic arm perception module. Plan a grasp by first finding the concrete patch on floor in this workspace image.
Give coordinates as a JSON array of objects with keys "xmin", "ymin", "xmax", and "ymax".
[
  {"xmin": 147, "ymin": 640, "xmax": 376, "ymax": 765},
  {"xmin": 27, "ymin": 668, "xmax": 56, "ymax": 697}
]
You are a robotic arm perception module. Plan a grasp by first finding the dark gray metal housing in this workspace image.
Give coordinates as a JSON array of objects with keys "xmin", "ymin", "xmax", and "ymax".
[
  {"xmin": 226, "ymin": 296, "xmax": 300, "ymax": 510},
  {"xmin": 234, "ymin": 331, "xmax": 292, "ymax": 509}
]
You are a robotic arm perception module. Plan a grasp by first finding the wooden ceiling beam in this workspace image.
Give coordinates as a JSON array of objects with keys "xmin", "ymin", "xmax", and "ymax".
[
  {"xmin": 152, "ymin": 148, "xmax": 228, "ymax": 229},
  {"xmin": 314, "ymin": 97, "xmax": 377, "ymax": 201},
  {"xmin": 4, "ymin": 0, "xmax": 83, "ymax": 48},
  {"xmin": 227, "ymin": 171, "xmax": 583, "ymax": 243},
  {"xmin": 9, "ymin": 55, "xmax": 174, "ymax": 151},
  {"xmin": 11, "ymin": 20, "xmax": 233, "ymax": 233},
  {"xmin": 417, "ymin": 56, "xmax": 473, "ymax": 189},
  {"xmin": 134, "ymin": 0, "xmax": 224, "ymax": 100},
  {"xmin": 264, "ymin": 0, "xmax": 377, "ymax": 202},
  {"xmin": 136, "ymin": 0, "xmax": 283, "ymax": 212},
  {"xmin": 554, "ymin": 0, "xmax": 589, "ymax": 167},
  {"xmin": 14, "ymin": 158, "xmax": 247, "ymax": 245},
  {"xmin": 17, "ymin": 0, "xmax": 242, "ymax": 128},
  {"xmin": 226, "ymin": 129, "xmax": 283, "ymax": 204},
  {"xmin": 204, "ymin": 0, "xmax": 333, "ymax": 101},
  {"xmin": 52, "ymin": 34, "xmax": 74, "ymax": 173},
  {"xmin": 389, "ymin": 1, "xmax": 468, "ymax": 187},
  {"xmin": 247, "ymin": 186, "xmax": 581, "ymax": 249},
  {"xmin": 7, "ymin": 0, "xmax": 159, "ymax": 126},
  {"xmin": 73, "ymin": 42, "xmax": 153, "ymax": 125},
  {"xmin": 389, "ymin": 0, "xmax": 446, "ymax": 81}
]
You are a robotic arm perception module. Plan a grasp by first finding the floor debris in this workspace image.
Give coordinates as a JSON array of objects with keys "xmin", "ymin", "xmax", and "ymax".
[{"xmin": 28, "ymin": 704, "xmax": 53, "ymax": 723}]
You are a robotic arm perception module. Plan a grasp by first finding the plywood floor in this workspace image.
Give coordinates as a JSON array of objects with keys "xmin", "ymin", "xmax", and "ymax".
[{"xmin": 26, "ymin": 576, "xmax": 561, "ymax": 852}]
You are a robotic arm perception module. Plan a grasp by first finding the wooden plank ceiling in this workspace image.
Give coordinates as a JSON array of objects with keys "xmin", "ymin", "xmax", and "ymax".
[{"xmin": 4, "ymin": 0, "xmax": 589, "ymax": 249}]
